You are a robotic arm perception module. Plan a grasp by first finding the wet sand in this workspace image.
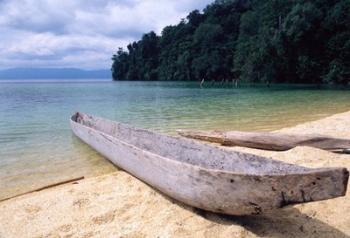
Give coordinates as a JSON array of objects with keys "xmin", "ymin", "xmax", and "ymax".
[{"xmin": 0, "ymin": 111, "xmax": 349, "ymax": 238}]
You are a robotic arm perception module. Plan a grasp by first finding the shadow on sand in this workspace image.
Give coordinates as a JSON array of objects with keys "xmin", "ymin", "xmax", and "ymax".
[{"xmin": 192, "ymin": 206, "xmax": 349, "ymax": 238}]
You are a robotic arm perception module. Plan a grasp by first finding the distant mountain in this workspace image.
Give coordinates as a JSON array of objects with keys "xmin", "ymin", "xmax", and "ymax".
[{"xmin": 0, "ymin": 68, "xmax": 111, "ymax": 79}]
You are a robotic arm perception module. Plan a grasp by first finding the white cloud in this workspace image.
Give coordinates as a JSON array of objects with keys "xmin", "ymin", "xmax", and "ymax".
[{"xmin": 0, "ymin": 0, "xmax": 214, "ymax": 69}]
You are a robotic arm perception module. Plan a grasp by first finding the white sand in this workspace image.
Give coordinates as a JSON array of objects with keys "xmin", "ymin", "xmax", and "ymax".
[{"xmin": 0, "ymin": 111, "xmax": 350, "ymax": 238}]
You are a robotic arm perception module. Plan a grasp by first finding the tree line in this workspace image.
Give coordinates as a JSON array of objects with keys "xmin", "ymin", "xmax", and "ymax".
[{"xmin": 112, "ymin": 0, "xmax": 349, "ymax": 85}]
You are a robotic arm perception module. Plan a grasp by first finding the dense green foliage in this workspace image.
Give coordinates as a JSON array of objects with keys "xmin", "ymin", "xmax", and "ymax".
[{"xmin": 112, "ymin": 0, "xmax": 350, "ymax": 85}]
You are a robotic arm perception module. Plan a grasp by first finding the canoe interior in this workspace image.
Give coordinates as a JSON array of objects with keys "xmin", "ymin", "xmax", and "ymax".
[{"xmin": 71, "ymin": 112, "xmax": 329, "ymax": 176}]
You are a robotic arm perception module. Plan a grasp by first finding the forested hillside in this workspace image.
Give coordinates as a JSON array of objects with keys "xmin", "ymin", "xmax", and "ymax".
[{"xmin": 111, "ymin": 0, "xmax": 349, "ymax": 85}]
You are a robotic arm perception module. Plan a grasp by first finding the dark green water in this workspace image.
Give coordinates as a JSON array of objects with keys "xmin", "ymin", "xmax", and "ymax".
[{"xmin": 0, "ymin": 80, "xmax": 349, "ymax": 199}]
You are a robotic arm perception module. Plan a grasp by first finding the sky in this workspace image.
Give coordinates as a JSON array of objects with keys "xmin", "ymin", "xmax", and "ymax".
[{"xmin": 0, "ymin": 0, "xmax": 214, "ymax": 70}]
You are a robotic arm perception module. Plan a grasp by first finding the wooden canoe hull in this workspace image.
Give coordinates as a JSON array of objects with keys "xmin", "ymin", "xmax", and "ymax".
[{"xmin": 70, "ymin": 112, "xmax": 349, "ymax": 215}]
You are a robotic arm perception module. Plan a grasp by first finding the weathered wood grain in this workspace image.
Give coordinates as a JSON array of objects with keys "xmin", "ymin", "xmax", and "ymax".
[
  {"xmin": 70, "ymin": 112, "xmax": 349, "ymax": 216},
  {"xmin": 177, "ymin": 129, "xmax": 350, "ymax": 152}
]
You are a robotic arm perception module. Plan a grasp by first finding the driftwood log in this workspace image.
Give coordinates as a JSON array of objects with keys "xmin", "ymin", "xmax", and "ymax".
[{"xmin": 177, "ymin": 129, "xmax": 350, "ymax": 152}]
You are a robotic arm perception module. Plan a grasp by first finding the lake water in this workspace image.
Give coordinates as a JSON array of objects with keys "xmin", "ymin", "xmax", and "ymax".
[{"xmin": 1, "ymin": 80, "xmax": 350, "ymax": 199}]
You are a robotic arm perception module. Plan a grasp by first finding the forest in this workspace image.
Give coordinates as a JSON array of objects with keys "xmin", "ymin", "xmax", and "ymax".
[{"xmin": 111, "ymin": 0, "xmax": 349, "ymax": 85}]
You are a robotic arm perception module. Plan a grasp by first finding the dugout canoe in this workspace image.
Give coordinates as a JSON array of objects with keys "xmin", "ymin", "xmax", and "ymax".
[
  {"xmin": 70, "ymin": 112, "xmax": 349, "ymax": 215},
  {"xmin": 177, "ymin": 129, "xmax": 350, "ymax": 152}
]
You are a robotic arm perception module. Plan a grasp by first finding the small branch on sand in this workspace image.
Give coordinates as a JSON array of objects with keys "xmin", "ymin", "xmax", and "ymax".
[{"xmin": 0, "ymin": 176, "xmax": 84, "ymax": 203}]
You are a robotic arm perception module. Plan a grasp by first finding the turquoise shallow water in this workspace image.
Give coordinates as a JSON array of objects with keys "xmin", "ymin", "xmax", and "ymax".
[{"xmin": 0, "ymin": 80, "xmax": 350, "ymax": 199}]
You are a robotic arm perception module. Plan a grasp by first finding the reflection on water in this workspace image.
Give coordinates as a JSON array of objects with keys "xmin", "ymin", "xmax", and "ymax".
[{"xmin": 0, "ymin": 81, "xmax": 350, "ymax": 199}]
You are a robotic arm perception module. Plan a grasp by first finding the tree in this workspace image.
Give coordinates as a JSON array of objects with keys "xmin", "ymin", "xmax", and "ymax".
[{"xmin": 111, "ymin": 0, "xmax": 350, "ymax": 85}]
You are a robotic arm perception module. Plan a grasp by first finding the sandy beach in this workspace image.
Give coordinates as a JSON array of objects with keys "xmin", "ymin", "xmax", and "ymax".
[{"xmin": 0, "ymin": 111, "xmax": 349, "ymax": 238}]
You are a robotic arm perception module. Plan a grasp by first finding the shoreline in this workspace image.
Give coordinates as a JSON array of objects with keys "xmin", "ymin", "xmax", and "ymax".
[{"xmin": 1, "ymin": 111, "xmax": 350, "ymax": 237}]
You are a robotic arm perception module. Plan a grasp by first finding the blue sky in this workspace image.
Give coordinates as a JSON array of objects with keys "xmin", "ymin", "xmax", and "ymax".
[{"xmin": 0, "ymin": 0, "xmax": 214, "ymax": 70}]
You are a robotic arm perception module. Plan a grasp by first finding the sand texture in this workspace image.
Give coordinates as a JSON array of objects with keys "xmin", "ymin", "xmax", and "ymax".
[{"xmin": 0, "ymin": 111, "xmax": 350, "ymax": 238}]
